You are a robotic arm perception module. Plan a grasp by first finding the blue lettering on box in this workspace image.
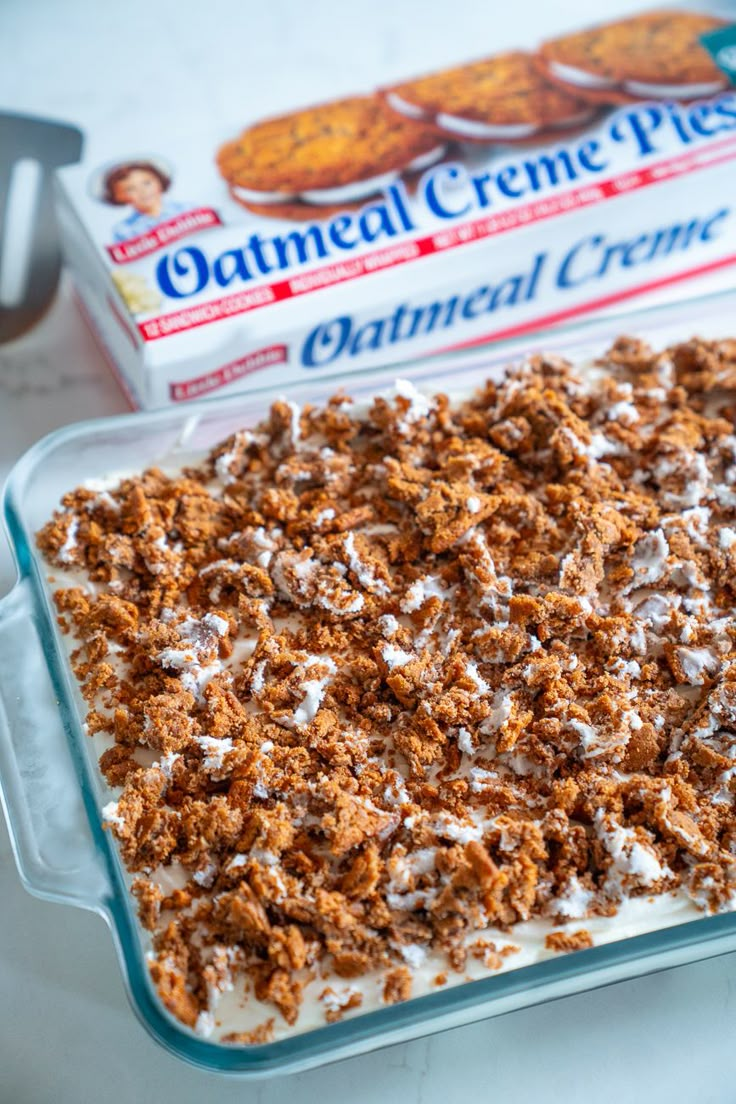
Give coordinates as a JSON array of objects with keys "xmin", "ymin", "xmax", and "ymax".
[
  {"xmin": 299, "ymin": 206, "xmax": 730, "ymax": 371},
  {"xmin": 301, "ymin": 252, "xmax": 547, "ymax": 368},
  {"xmin": 301, "ymin": 316, "xmax": 352, "ymax": 368},
  {"xmin": 557, "ymin": 208, "xmax": 729, "ymax": 289},
  {"xmin": 156, "ymin": 247, "xmax": 209, "ymax": 298},
  {"xmin": 152, "ymin": 92, "xmax": 736, "ymax": 302},
  {"xmin": 423, "ymin": 163, "xmax": 473, "ymax": 219}
]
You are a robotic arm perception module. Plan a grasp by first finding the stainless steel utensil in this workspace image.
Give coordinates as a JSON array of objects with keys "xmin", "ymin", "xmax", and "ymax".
[{"xmin": 0, "ymin": 112, "xmax": 82, "ymax": 343}]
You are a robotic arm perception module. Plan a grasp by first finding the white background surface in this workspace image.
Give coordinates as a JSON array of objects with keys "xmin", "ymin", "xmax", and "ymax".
[{"xmin": 2, "ymin": 1, "xmax": 736, "ymax": 1100}]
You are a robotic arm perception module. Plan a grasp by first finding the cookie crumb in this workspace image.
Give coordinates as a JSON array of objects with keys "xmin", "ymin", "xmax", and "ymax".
[{"xmin": 545, "ymin": 930, "xmax": 594, "ymax": 953}]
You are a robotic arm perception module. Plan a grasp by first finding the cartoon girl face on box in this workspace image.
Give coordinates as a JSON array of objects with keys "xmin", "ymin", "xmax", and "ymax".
[{"xmin": 97, "ymin": 159, "xmax": 189, "ymax": 242}]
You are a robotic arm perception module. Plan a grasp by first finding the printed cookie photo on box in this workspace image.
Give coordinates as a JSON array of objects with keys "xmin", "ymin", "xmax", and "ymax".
[
  {"xmin": 382, "ymin": 52, "xmax": 597, "ymax": 144},
  {"xmin": 536, "ymin": 9, "xmax": 730, "ymax": 105},
  {"xmin": 216, "ymin": 96, "xmax": 446, "ymax": 222}
]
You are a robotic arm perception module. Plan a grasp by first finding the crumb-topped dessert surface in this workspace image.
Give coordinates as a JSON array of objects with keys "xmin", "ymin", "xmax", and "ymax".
[{"xmin": 37, "ymin": 336, "xmax": 736, "ymax": 1041}]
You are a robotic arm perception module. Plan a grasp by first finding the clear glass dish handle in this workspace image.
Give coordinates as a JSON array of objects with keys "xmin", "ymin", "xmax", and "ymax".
[{"xmin": 0, "ymin": 579, "xmax": 111, "ymax": 910}]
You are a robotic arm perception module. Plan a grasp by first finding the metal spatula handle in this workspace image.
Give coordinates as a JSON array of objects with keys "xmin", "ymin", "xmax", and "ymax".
[{"xmin": 0, "ymin": 112, "xmax": 83, "ymax": 344}]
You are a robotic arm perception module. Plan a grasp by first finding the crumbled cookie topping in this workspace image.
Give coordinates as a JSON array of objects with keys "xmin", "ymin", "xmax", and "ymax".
[
  {"xmin": 545, "ymin": 929, "xmax": 593, "ymax": 952},
  {"xmin": 37, "ymin": 337, "xmax": 736, "ymax": 1037}
]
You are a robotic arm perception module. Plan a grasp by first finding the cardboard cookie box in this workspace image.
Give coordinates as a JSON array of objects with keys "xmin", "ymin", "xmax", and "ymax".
[{"xmin": 55, "ymin": 4, "xmax": 736, "ymax": 408}]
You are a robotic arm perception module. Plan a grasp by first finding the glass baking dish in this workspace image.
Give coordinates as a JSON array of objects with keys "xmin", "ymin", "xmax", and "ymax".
[{"xmin": 3, "ymin": 284, "xmax": 736, "ymax": 1077}]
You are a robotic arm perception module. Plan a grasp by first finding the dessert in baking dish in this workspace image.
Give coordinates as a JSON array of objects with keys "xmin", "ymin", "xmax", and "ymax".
[{"xmin": 38, "ymin": 335, "xmax": 736, "ymax": 1040}]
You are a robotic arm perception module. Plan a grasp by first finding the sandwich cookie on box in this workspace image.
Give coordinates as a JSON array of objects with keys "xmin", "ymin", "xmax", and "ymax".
[
  {"xmin": 536, "ymin": 9, "xmax": 729, "ymax": 105},
  {"xmin": 383, "ymin": 52, "xmax": 596, "ymax": 143},
  {"xmin": 217, "ymin": 96, "xmax": 446, "ymax": 221}
]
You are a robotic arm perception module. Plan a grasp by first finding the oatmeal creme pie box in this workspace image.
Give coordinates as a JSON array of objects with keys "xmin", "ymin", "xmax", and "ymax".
[{"xmin": 55, "ymin": 3, "xmax": 736, "ymax": 408}]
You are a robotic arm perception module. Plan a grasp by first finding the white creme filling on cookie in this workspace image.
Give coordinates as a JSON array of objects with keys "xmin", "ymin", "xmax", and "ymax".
[
  {"xmin": 385, "ymin": 90, "xmax": 430, "ymax": 120},
  {"xmin": 547, "ymin": 60, "xmax": 618, "ymax": 90},
  {"xmin": 389, "ymin": 87, "xmax": 595, "ymax": 142},
  {"xmin": 435, "ymin": 113, "xmax": 540, "ymax": 140},
  {"xmin": 622, "ymin": 77, "xmax": 725, "ymax": 99},
  {"xmin": 548, "ymin": 60, "xmax": 724, "ymax": 100},
  {"xmin": 436, "ymin": 105, "xmax": 596, "ymax": 141},
  {"xmin": 230, "ymin": 144, "xmax": 446, "ymax": 208}
]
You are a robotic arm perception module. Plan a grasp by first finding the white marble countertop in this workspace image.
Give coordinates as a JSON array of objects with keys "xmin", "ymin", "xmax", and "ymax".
[{"xmin": 3, "ymin": 1, "xmax": 736, "ymax": 1100}]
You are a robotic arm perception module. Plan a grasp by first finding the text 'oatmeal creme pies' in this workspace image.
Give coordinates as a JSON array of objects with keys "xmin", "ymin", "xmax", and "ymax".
[
  {"xmin": 216, "ymin": 95, "xmax": 446, "ymax": 221},
  {"xmin": 536, "ymin": 9, "xmax": 729, "ymax": 106},
  {"xmin": 383, "ymin": 51, "xmax": 595, "ymax": 143}
]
